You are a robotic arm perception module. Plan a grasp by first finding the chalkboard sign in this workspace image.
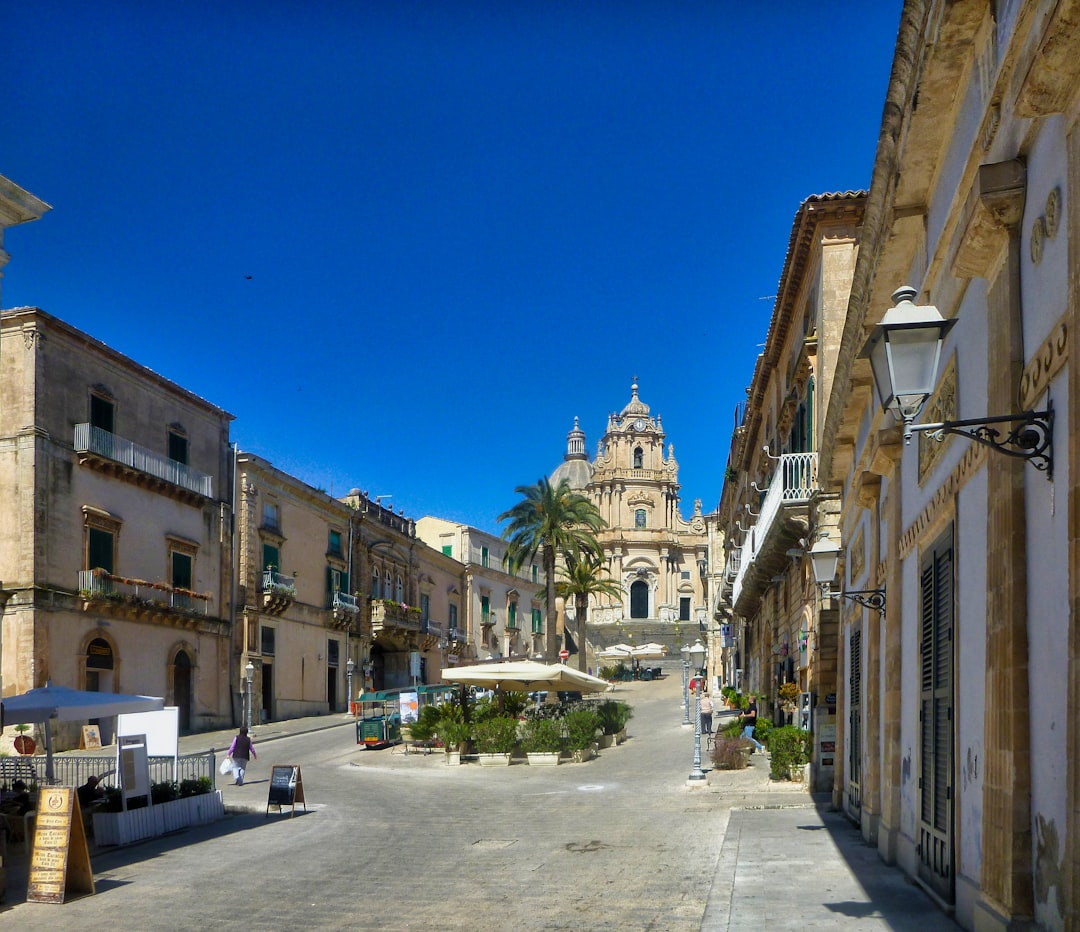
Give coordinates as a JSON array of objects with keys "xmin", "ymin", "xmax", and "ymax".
[{"xmin": 266, "ymin": 764, "xmax": 306, "ymax": 817}]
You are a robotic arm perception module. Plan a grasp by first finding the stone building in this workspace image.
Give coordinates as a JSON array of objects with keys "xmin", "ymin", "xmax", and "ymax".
[
  {"xmin": 715, "ymin": 191, "xmax": 865, "ymax": 793},
  {"xmin": 0, "ymin": 306, "xmax": 235, "ymax": 741},
  {"xmin": 415, "ymin": 516, "xmax": 544, "ymax": 663},
  {"xmin": 550, "ymin": 382, "xmax": 709, "ymax": 650},
  {"xmin": 812, "ymin": 2, "xmax": 1078, "ymax": 928}
]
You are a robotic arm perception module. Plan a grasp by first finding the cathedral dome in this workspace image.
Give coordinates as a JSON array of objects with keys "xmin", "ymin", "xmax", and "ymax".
[{"xmin": 550, "ymin": 416, "xmax": 593, "ymax": 490}]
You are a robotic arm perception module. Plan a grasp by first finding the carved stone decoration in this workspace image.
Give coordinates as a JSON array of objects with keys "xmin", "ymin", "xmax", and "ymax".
[
  {"xmin": 1044, "ymin": 187, "xmax": 1061, "ymax": 238},
  {"xmin": 1019, "ymin": 316, "xmax": 1068, "ymax": 410},
  {"xmin": 918, "ymin": 355, "xmax": 958, "ymax": 484},
  {"xmin": 1030, "ymin": 216, "xmax": 1046, "ymax": 266},
  {"xmin": 1015, "ymin": 0, "xmax": 1080, "ymax": 118},
  {"xmin": 952, "ymin": 161, "xmax": 1026, "ymax": 279}
]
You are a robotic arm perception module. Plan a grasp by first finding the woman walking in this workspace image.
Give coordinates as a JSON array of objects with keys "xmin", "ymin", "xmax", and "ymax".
[{"xmin": 228, "ymin": 726, "xmax": 257, "ymax": 785}]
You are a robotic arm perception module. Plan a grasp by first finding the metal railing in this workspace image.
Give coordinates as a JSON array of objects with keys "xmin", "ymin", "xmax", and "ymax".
[
  {"xmin": 8, "ymin": 750, "xmax": 217, "ymax": 790},
  {"xmin": 330, "ymin": 591, "xmax": 359, "ymax": 613},
  {"xmin": 732, "ymin": 452, "xmax": 817, "ymax": 607},
  {"xmin": 78, "ymin": 570, "xmax": 211, "ymax": 615},
  {"xmin": 74, "ymin": 423, "xmax": 214, "ymax": 498},
  {"xmin": 262, "ymin": 568, "xmax": 296, "ymax": 596},
  {"xmin": 448, "ymin": 627, "xmax": 468, "ymax": 642}
]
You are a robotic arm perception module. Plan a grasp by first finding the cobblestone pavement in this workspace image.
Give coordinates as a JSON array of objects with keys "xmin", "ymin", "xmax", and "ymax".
[{"xmin": 2, "ymin": 673, "xmax": 958, "ymax": 930}]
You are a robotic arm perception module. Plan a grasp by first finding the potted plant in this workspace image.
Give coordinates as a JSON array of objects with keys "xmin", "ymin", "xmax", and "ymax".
[
  {"xmin": 778, "ymin": 682, "xmax": 800, "ymax": 715},
  {"xmin": 436, "ymin": 705, "xmax": 470, "ymax": 765},
  {"xmin": 595, "ymin": 700, "xmax": 632, "ymax": 747},
  {"xmin": 767, "ymin": 725, "xmax": 813, "ymax": 781},
  {"xmin": 521, "ymin": 717, "xmax": 563, "ymax": 765},
  {"xmin": 472, "ymin": 716, "xmax": 519, "ymax": 765},
  {"xmin": 13, "ymin": 723, "xmax": 36, "ymax": 755},
  {"xmin": 563, "ymin": 708, "xmax": 600, "ymax": 762},
  {"xmin": 710, "ymin": 736, "xmax": 753, "ymax": 770}
]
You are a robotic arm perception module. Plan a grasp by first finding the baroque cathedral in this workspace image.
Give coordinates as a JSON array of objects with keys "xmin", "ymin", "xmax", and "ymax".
[{"xmin": 550, "ymin": 381, "xmax": 709, "ymax": 635}]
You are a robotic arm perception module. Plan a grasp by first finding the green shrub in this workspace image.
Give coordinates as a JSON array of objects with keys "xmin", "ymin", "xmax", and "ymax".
[
  {"xmin": 521, "ymin": 717, "xmax": 563, "ymax": 754},
  {"xmin": 711, "ymin": 736, "xmax": 752, "ymax": 770},
  {"xmin": 472, "ymin": 716, "xmax": 519, "ymax": 754},
  {"xmin": 409, "ymin": 704, "xmax": 442, "ymax": 742},
  {"xmin": 767, "ymin": 725, "xmax": 812, "ymax": 780},
  {"xmin": 502, "ymin": 692, "xmax": 529, "ymax": 718},
  {"xmin": 754, "ymin": 717, "xmax": 775, "ymax": 746},
  {"xmin": 595, "ymin": 700, "xmax": 633, "ymax": 736},
  {"xmin": 563, "ymin": 708, "xmax": 600, "ymax": 751},
  {"xmin": 436, "ymin": 703, "xmax": 471, "ymax": 752},
  {"xmin": 150, "ymin": 781, "xmax": 178, "ymax": 804},
  {"xmin": 179, "ymin": 777, "xmax": 211, "ymax": 798}
]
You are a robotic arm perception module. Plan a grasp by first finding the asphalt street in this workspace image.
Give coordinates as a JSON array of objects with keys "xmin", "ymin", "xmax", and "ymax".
[{"xmin": 2, "ymin": 672, "xmax": 959, "ymax": 930}]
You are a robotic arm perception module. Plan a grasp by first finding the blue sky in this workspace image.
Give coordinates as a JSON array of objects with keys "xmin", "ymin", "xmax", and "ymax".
[{"xmin": 4, "ymin": 1, "xmax": 901, "ymax": 534}]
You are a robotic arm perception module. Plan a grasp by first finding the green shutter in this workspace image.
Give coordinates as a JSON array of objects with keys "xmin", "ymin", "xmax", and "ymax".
[
  {"xmin": 442, "ymin": 545, "xmax": 452, "ymax": 557},
  {"xmin": 262, "ymin": 544, "xmax": 279, "ymax": 572},
  {"xmin": 88, "ymin": 528, "xmax": 114, "ymax": 573}
]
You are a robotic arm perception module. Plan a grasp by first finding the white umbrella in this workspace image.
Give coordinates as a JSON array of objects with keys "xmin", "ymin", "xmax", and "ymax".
[
  {"xmin": 630, "ymin": 643, "xmax": 669, "ymax": 660},
  {"xmin": 442, "ymin": 660, "xmax": 612, "ymax": 693},
  {"xmin": 597, "ymin": 644, "xmax": 635, "ymax": 660},
  {"xmin": 2, "ymin": 682, "xmax": 165, "ymax": 781}
]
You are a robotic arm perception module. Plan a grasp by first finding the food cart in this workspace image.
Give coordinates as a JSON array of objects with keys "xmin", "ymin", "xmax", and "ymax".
[{"xmin": 355, "ymin": 690, "xmax": 403, "ymax": 749}]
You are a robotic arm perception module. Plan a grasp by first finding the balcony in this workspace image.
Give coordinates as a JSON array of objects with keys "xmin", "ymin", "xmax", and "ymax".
[
  {"xmin": 731, "ymin": 452, "xmax": 817, "ymax": 615},
  {"xmin": 370, "ymin": 599, "xmax": 422, "ymax": 637},
  {"xmin": 329, "ymin": 591, "xmax": 359, "ymax": 614},
  {"xmin": 448, "ymin": 627, "xmax": 468, "ymax": 643},
  {"xmin": 74, "ymin": 424, "xmax": 214, "ymax": 504},
  {"xmin": 78, "ymin": 569, "xmax": 215, "ymax": 629},
  {"xmin": 261, "ymin": 569, "xmax": 296, "ymax": 615}
]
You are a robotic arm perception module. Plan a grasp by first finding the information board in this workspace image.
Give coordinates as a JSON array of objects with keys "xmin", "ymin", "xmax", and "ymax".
[
  {"xmin": 27, "ymin": 787, "xmax": 95, "ymax": 904},
  {"xmin": 266, "ymin": 765, "xmax": 306, "ymax": 817}
]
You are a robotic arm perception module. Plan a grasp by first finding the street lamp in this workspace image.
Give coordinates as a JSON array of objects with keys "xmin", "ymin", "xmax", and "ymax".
[
  {"xmin": 809, "ymin": 537, "xmax": 886, "ymax": 612},
  {"xmin": 346, "ymin": 657, "xmax": 355, "ymax": 714},
  {"xmin": 680, "ymin": 644, "xmax": 691, "ymax": 725},
  {"xmin": 245, "ymin": 660, "xmax": 255, "ymax": 729},
  {"xmin": 861, "ymin": 286, "xmax": 1054, "ymax": 475},
  {"xmin": 687, "ymin": 639, "xmax": 708, "ymax": 783}
]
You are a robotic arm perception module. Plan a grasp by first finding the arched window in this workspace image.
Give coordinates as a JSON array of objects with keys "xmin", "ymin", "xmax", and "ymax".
[
  {"xmin": 633, "ymin": 447, "xmax": 643, "ymax": 469},
  {"xmin": 384, "ymin": 570, "xmax": 392, "ymax": 598},
  {"xmin": 635, "ymin": 509, "xmax": 646, "ymax": 528},
  {"xmin": 395, "ymin": 575, "xmax": 404, "ymax": 602},
  {"xmin": 372, "ymin": 567, "xmax": 381, "ymax": 599},
  {"xmin": 630, "ymin": 580, "xmax": 649, "ymax": 618}
]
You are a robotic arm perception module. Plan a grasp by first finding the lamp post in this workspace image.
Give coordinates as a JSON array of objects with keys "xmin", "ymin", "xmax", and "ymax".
[
  {"xmin": 680, "ymin": 644, "xmax": 691, "ymax": 725},
  {"xmin": 861, "ymin": 286, "xmax": 1054, "ymax": 475},
  {"xmin": 245, "ymin": 660, "xmax": 254, "ymax": 729},
  {"xmin": 346, "ymin": 657, "xmax": 355, "ymax": 714},
  {"xmin": 809, "ymin": 537, "xmax": 886, "ymax": 612},
  {"xmin": 687, "ymin": 639, "xmax": 707, "ymax": 783}
]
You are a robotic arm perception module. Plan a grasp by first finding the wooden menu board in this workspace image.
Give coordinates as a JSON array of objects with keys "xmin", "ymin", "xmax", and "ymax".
[{"xmin": 27, "ymin": 787, "xmax": 95, "ymax": 904}]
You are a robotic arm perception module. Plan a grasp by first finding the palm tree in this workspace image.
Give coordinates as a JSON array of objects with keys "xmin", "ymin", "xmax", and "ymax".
[
  {"xmin": 556, "ymin": 553, "xmax": 623, "ymax": 672},
  {"xmin": 499, "ymin": 477, "xmax": 605, "ymax": 661}
]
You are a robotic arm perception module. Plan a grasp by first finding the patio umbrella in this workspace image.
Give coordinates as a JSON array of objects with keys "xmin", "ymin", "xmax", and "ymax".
[
  {"xmin": 2, "ymin": 682, "xmax": 165, "ymax": 781},
  {"xmin": 596, "ymin": 644, "xmax": 635, "ymax": 660},
  {"xmin": 630, "ymin": 643, "xmax": 669, "ymax": 660},
  {"xmin": 441, "ymin": 660, "xmax": 612, "ymax": 693}
]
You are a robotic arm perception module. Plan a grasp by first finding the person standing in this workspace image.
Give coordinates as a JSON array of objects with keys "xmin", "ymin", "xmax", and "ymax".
[
  {"xmin": 228, "ymin": 726, "xmax": 257, "ymax": 785},
  {"xmin": 741, "ymin": 695, "xmax": 766, "ymax": 753},
  {"xmin": 698, "ymin": 689, "xmax": 714, "ymax": 735}
]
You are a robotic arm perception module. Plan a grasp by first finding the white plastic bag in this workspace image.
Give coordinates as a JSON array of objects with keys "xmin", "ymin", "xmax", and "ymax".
[{"xmin": 219, "ymin": 756, "xmax": 232, "ymax": 776}]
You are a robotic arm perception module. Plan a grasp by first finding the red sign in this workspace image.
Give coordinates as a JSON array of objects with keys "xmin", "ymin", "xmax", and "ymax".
[{"xmin": 559, "ymin": 649, "xmax": 570, "ymax": 660}]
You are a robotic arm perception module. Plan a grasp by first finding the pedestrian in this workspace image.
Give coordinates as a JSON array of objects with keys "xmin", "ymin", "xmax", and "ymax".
[
  {"xmin": 698, "ymin": 689, "xmax": 714, "ymax": 734},
  {"xmin": 741, "ymin": 695, "xmax": 766, "ymax": 753},
  {"xmin": 228, "ymin": 726, "xmax": 257, "ymax": 785},
  {"xmin": 77, "ymin": 774, "xmax": 105, "ymax": 808}
]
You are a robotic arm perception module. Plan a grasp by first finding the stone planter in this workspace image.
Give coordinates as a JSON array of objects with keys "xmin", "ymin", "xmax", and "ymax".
[
  {"xmin": 444, "ymin": 751, "xmax": 461, "ymax": 766},
  {"xmin": 93, "ymin": 790, "xmax": 224, "ymax": 846},
  {"xmin": 476, "ymin": 753, "xmax": 512, "ymax": 766},
  {"xmin": 615, "ymin": 728, "xmax": 627, "ymax": 745},
  {"xmin": 597, "ymin": 733, "xmax": 614, "ymax": 749},
  {"xmin": 526, "ymin": 752, "xmax": 562, "ymax": 766},
  {"xmin": 570, "ymin": 747, "xmax": 596, "ymax": 763}
]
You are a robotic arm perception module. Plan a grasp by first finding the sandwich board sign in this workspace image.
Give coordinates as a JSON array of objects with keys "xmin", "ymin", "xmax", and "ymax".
[
  {"xmin": 27, "ymin": 787, "xmax": 95, "ymax": 904},
  {"xmin": 266, "ymin": 764, "xmax": 306, "ymax": 817}
]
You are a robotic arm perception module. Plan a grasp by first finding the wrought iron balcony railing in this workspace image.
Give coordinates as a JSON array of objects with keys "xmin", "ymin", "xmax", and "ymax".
[
  {"xmin": 74, "ymin": 424, "xmax": 214, "ymax": 499},
  {"xmin": 78, "ymin": 569, "xmax": 211, "ymax": 615}
]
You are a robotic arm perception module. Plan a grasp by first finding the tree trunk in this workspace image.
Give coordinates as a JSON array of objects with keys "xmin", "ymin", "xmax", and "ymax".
[
  {"xmin": 576, "ymin": 592, "xmax": 588, "ymax": 672},
  {"xmin": 544, "ymin": 544, "xmax": 557, "ymax": 661}
]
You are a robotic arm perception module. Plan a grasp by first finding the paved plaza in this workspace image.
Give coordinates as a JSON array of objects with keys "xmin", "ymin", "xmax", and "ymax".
[{"xmin": 2, "ymin": 672, "xmax": 958, "ymax": 930}]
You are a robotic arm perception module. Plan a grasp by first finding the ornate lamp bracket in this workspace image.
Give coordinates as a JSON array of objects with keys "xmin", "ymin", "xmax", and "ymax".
[{"xmin": 909, "ymin": 405, "xmax": 1054, "ymax": 478}]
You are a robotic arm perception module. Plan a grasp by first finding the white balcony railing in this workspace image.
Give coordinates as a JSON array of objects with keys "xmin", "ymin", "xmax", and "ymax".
[
  {"xmin": 732, "ymin": 452, "xmax": 818, "ymax": 607},
  {"xmin": 78, "ymin": 569, "xmax": 210, "ymax": 615},
  {"xmin": 262, "ymin": 569, "xmax": 296, "ymax": 597},
  {"xmin": 331, "ymin": 591, "xmax": 359, "ymax": 613},
  {"xmin": 74, "ymin": 424, "xmax": 214, "ymax": 499}
]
